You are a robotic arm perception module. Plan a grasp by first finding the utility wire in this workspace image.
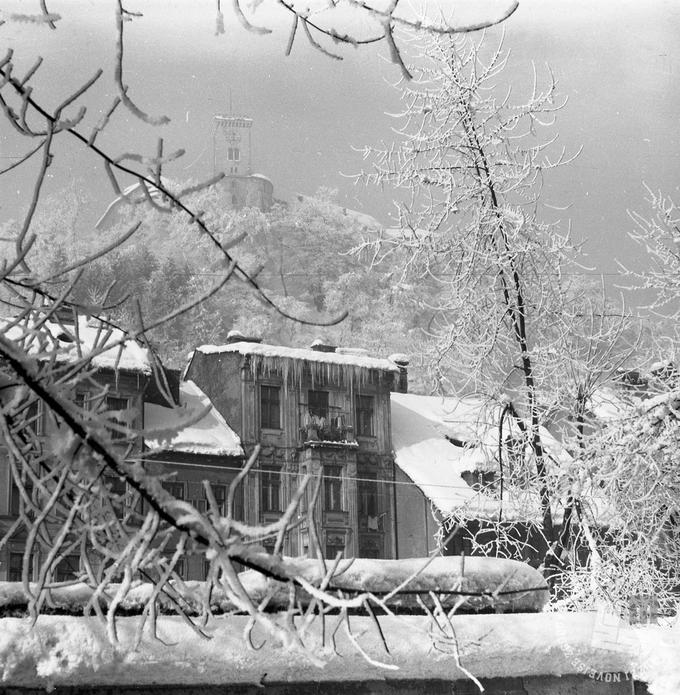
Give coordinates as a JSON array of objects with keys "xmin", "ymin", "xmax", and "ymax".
[{"xmin": 127, "ymin": 456, "xmax": 543, "ymax": 495}]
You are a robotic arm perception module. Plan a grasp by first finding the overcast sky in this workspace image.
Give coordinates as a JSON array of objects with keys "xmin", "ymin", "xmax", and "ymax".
[{"xmin": 2, "ymin": 0, "xmax": 679, "ymax": 281}]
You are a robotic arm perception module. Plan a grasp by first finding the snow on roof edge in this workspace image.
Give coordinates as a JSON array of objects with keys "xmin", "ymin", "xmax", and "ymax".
[{"xmin": 196, "ymin": 341, "xmax": 400, "ymax": 372}]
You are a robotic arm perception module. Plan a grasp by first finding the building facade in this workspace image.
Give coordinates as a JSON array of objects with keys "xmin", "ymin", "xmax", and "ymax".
[
  {"xmin": 0, "ymin": 315, "xmax": 244, "ymax": 582},
  {"xmin": 2, "ymin": 316, "xmax": 431, "ymax": 584},
  {"xmin": 185, "ymin": 337, "xmax": 408, "ymax": 559}
]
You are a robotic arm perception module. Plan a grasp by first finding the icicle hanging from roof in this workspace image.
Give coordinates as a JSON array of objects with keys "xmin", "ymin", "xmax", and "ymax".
[
  {"xmin": 197, "ymin": 342, "xmax": 399, "ymax": 389},
  {"xmin": 247, "ymin": 352, "xmax": 379, "ymax": 388}
]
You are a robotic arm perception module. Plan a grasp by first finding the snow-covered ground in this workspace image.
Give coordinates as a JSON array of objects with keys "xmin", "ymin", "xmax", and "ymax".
[{"xmin": 1, "ymin": 611, "xmax": 678, "ymax": 692}]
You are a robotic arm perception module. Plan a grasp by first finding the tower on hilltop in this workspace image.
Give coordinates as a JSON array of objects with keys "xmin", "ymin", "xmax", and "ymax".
[
  {"xmin": 211, "ymin": 101, "xmax": 273, "ymax": 211},
  {"xmin": 213, "ymin": 113, "xmax": 253, "ymax": 176}
]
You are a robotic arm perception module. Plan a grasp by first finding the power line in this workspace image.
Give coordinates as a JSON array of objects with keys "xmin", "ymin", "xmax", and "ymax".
[
  {"xmin": 94, "ymin": 268, "xmax": 649, "ymax": 279},
  {"xmin": 128, "ymin": 456, "xmax": 535, "ymax": 494}
]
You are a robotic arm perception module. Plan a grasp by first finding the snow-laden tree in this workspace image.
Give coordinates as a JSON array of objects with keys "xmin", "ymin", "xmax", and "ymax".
[
  {"xmin": 627, "ymin": 187, "xmax": 680, "ymax": 319},
  {"xmin": 355, "ymin": 34, "xmax": 651, "ymax": 595},
  {"xmin": 26, "ymin": 186, "xmax": 409, "ymax": 365},
  {"xmin": 557, "ymin": 380, "xmax": 680, "ymax": 619},
  {"xmin": 559, "ymin": 188, "xmax": 680, "ymax": 617}
]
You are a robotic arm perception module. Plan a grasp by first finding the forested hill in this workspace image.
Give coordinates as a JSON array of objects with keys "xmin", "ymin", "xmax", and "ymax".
[{"xmin": 12, "ymin": 183, "xmax": 428, "ymax": 385}]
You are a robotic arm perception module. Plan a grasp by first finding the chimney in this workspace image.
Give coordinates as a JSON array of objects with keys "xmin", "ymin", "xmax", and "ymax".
[
  {"xmin": 226, "ymin": 329, "xmax": 261, "ymax": 344},
  {"xmin": 310, "ymin": 337, "xmax": 336, "ymax": 353},
  {"xmin": 389, "ymin": 354, "xmax": 409, "ymax": 393}
]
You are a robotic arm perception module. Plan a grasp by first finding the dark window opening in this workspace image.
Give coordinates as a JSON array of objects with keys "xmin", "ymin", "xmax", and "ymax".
[
  {"xmin": 10, "ymin": 477, "xmax": 34, "ymax": 517},
  {"xmin": 260, "ymin": 385, "xmax": 281, "ymax": 429},
  {"xmin": 261, "ymin": 467, "xmax": 282, "ymax": 513},
  {"xmin": 105, "ymin": 474, "xmax": 125, "ymax": 511},
  {"xmin": 444, "ymin": 526, "xmax": 474, "ymax": 557},
  {"xmin": 162, "ymin": 481, "xmax": 185, "ymax": 500},
  {"xmin": 308, "ymin": 390, "xmax": 329, "ymax": 419},
  {"xmin": 55, "ymin": 555, "xmax": 80, "ymax": 582},
  {"xmin": 99, "ymin": 556, "xmax": 125, "ymax": 582},
  {"xmin": 176, "ymin": 557, "xmax": 186, "ymax": 579},
  {"xmin": 358, "ymin": 539, "xmax": 381, "ymax": 559},
  {"xmin": 324, "ymin": 465, "xmax": 343, "ymax": 511},
  {"xmin": 213, "ymin": 484, "xmax": 227, "ymax": 516},
  {"xmin": 355, "ymin": 395, "xmax": 374, "ymax": 437},
  {"xmin": 9, "ymin": 552, "xmax": 33, "ymax": 582},
  {"xmin": 106, "ymin": 476, "xmax": 126, "ymax": 498},
  {"xmin": 325, "ymin": 534, "xmax": 345, "ymax": 560},
  {"xmin": 104, "ymin": 475, "xmax": 128, "ymax": 520},
  {"xmin": 105, "ymin": 395, "xmax": 129, "ymax": 440},
  {"xmin": 24, "ymin": 399, "xmax": 43, "ymax": 436},
  {"xmin": 358, "ymin": 473, "xmax": 380, "ymax": 530},
  {"xmin": 164, "ymin": 555, "xmax": 186, "ymax": 580},
  {"xmin": 462, "ymin": 470, "xmax": 496, "ymax": 492}
]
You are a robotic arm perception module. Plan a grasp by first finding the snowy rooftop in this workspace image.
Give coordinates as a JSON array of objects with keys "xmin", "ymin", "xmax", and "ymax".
[
  {"xmin": 95, "ymin": 178, "xmax": 175, "ymax": 229},
  {"xmin": 0, "ymin": 314, "xmax": 151, "ymax": 374},
  {"xmin": 196, "ymin": 342, "xmax": 400, "ymax": 373},
  {"xmin": 144, "ymin": 380, "xmax": 243, "ymax": 457},
  {"xmin": 250, "ymin": 172, "xmax": 273, "ymax": 185},
  {"xmin": 390, "ymin": 393, "xmax": 570, "ymax": 522}
]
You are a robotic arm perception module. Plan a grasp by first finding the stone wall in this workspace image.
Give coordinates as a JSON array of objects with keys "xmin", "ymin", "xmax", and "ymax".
[{"xmin": 3, "ymin": 675, "xmax": 648, "ymax": 695}]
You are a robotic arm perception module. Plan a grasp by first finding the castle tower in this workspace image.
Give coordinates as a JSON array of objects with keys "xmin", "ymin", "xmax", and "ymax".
[
  {"xmin": 211, "ymin": 110, "xmax": 273, "ymax": 211},
  {"xmin": 213, "ymin": 114, "xmax": 253, "ymax": 176}
]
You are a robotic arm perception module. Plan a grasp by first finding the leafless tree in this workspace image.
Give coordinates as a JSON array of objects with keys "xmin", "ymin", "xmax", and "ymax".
[{"xmin": 354, "ymin": 33, "xmax": 658, "ymax": 603}]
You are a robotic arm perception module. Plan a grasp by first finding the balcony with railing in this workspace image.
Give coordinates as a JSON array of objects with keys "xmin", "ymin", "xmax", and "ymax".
[{"xmin": 298, "ymin": 408, "xmax": 357, "ymax": 446}]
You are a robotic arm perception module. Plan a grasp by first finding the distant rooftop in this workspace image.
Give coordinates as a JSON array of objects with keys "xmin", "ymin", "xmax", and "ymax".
[
  {"xmin": 214, "ymin": 115, "xmax": 253, "ymax": 127},
  {"xmin": 1, "ymin": 313, "xmax": 151, "ymax": 374},
  {"xmin": 95, "ymin": 179, "xmax": 174, "ymax": 229}
]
